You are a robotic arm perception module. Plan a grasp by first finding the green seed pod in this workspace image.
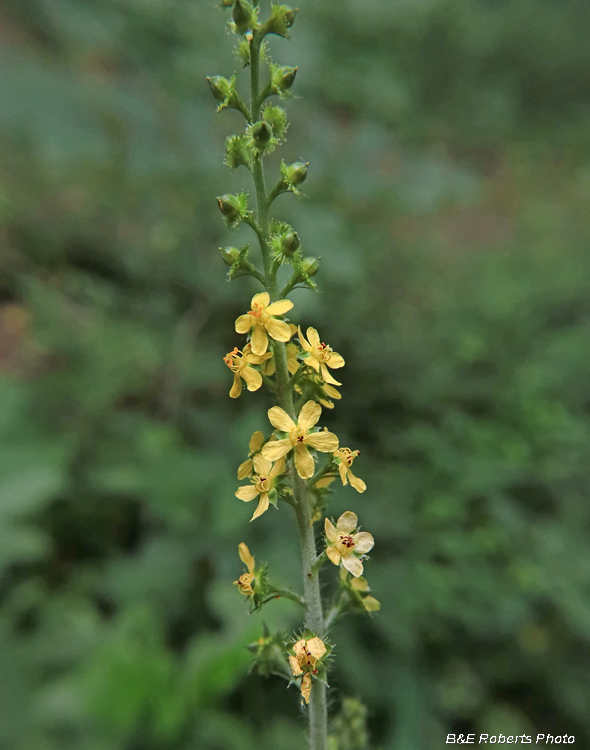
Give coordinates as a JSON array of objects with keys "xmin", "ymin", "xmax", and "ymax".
[
  {"xmin": 251, "ymin": 120, "xmax": 273, "ymax": 147},
  {"xmin": 302, "ymin": 256, "xmax": 320, "ymax": 277},
  {"xmin": 281, "ymin": 230, "xmax": 301, "ymax": 255},
  {"xmin": 263, "ymin": 4, "xmax": 298, "ymax": 38},
  {"xmin": 285, "ymin": 161, "xmax": 308, "ymax": 186},
  {"xmin": 232, "ymin": 0, "xmax": 255, "ymax": 34},
  {"xmin": 217, "ymin": 194, "xmax": 240, "ymax": 220},
  {"xmin": 220, "ymin": 246, "xmax": 241, "ymax": 265},
  {"xmin": 272, "ymin": 65, "xmax": 298, "ymax": 93},
  {"xmin": 207, "ymin": 76, "xmax": 231, "ymax": 102}
]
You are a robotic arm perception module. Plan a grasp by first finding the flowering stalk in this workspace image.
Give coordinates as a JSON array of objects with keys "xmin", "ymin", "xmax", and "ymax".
[{"xmin": 209, "ymin": 4, "xmax": 378, "ymax": 749}]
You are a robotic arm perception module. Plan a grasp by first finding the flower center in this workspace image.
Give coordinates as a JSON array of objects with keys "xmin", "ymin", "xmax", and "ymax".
[
  {"xmin": 249, "ymin": 304, "xmax": 269, "ymax": 324},
  {"xmin": 223, "ymin": 347, "xmax": 244, "ymax": 372},
  {"xmin": 339, "ymin": 534, "xmax": 355, "ymax": 549},
  {"xmin": 313, "ymin": 342, "xmax": 333, "ymax": 362},
  {"xmin": 254, "ymin": 475, "xmax": 271, "ymax": 492},
  {"xmin": 290, "ymin": 426, "xmax": 308, "ymax": 445}
]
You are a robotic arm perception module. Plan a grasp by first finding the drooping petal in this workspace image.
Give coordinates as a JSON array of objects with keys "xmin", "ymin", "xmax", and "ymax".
[
  {"xmin": 362, "ymin": 596, "xmax": 381, "ymax": 612},
  {"xmin": 237, "ymin": 458, "xmax": 253, "ymax": 479},
  {"xmin": 253, "ymin": 453, "xmax": 272, "ymax": 476},
  {"xmin": 326, "ymin": 546, "xmax": 341, "ymax": 566},
  {"xmin": 289, "ymin": 655, "xmax": 303, "ymax": 676},
  {"xmin": 305, "ymin": 430, "xmax": 339, "ymax": 452},
  {"xmin": 261, "ymin": 438, "xmax": 292, "ymax": 461},
  {"xmin": 249, "ymin": 431, "xmax": 265, "ymax": 452},
  {"xmin": 348, "ymin": 470, "xmax": 367, "ymax": 493},
  {"xmin": 315, "ymin": 475, "xmax": 336, "ymax": 489},
  {"xmin": 323, "ymin": 383, "xmax": 341, "ymax": 400},
  {"xmin": 353, "ymin": 531, "xmax": 374, "ymax": 554},
  {"xmin": 268, "ymin": 406, "xmax": 296, "ymax": 432},
  {"xmin": 301, "ymin": 673, "xmax": 312, "ymax": 704},
  {"xmin": 324, "ymin": 517, "xmax": 338, "ymax": 542},
  {"xmin": 298, "ymin": 400, "xmax": 321, "ymax": 431},
  {"xmin": 306, "ymin": 357, "xmax": 320, "ymax": 373},
  {"xmin": 235, "ymin": 314, "xmax": 252, "ymax": 334},
  {"xmin": 306, "ymin": 637, "xmax": 327, "ymax": 660},
  {"xmin": 251, "ymin": 324, "xmax": 268, "ymax": 355},
  {"xmin": 250, "ymin": 492, "xmax": 270, "ymax": 521},
  {"xmin": 342, "ymin": 554, "xmax": 363, "ymax": 577},
  {"xmin": 350, "ymin": 576, "xmax": 370, "ymax": 592},
  {"xmin": 287, "ymin": 358, "xmax": 300, "ymax": 375},
  {"xmin": 338, "ymin": 462, "xmax": 348, "ymax": 485},
  {"xmin": 297, "ymin": 326, "xmax": 312, "ymax": 352},
  {"xmin": 327, "ymin": 352, "xmax": 345, "ymax": 369},
  {"xmin": 294, "ymin": 443, "xmax": 315, "ymax": 479},
  {"xmin": 235, "ymin": 485, "xmax": 260, "ymax": 502},
  {"xmin": 320, "ymin": 362, "xmax": 342, "ymax": 386},
  {"xmin": 266, "ymin": 298, "xmax": 293, "ymax": 316},
  {"xmin": 265, "ymin": 317, "xmax": 291, "ymax": 342},
  {"xmin": 306, "ymin": 327, "xmax": 320, "ymax": 347},
  {"xmin": 240, "ymin": 366, "xmax": 262, "ymax": 392},
  {"xmin": 238, "ymin": 542, "xmax": 255, "ymax": 573},
  {"xmin": 229, "ymin": 372, "xmax": 242, "ymax": 398},
  {"xmin": 336, "ymin": 511, "xmax": 358, "ymax": 534},
  {"xmin": 251, "ymin": 292, "xmax": 270, "ymax": 309},
  {"xmin": 269, "ymin": 456, "xmax": 286, "ymax": 479}
]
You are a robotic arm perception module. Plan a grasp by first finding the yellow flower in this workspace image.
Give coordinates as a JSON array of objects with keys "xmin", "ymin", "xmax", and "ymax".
[
  {"xmin": 333, "ymin": 447, "xmax": 366, "ymax": 493},
  {"xmin": 237, "ymin": 431, "xmax": 267, "ymax": 479},
  {"xmin": 235, "ymin": 454, "xmax": 286, "ymax": 521},
  {"xmin": 223, "ymin": 344, "xmax": 272, "ymax": 398},
  {"xmin": 325, "ymin": 511, "xmax": 374, "ymax": 577},
  {"xmin": 298, "ymin": 326, "xmax": 345, "ymax": 386},
  {"xmin": 235, "ymin": 292, "xmax": 294, "ymax": 356},
  {"xmin": 288, "ymin": 636, "xmax": 327, "ymax": 704},
  {"xmin": 262, "ymin": 342, "xmax": 300, "ymax": 377},
  {"xmin": 261, "ymin": 400, "xmax": 339, "ymax": 479},
  {"xmin": 233, "ymin": 543, "xmax": 256, "ymax": 596},
  {"xmin": 350, "ymin": 576, "xmax": 381, "ymax": 612}
]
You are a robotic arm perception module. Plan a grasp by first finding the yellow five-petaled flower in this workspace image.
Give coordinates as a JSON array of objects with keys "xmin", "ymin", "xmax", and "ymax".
[
  {"xmin": 235, "ymin": 454, "xmax": 285, "ymax": 521},
  {"xmin": 325, "ymin": 511, "xmax": 374, "ymax": 577},
  {"xmin": 298, "ymin": 326, "xmax": 345, "ymax": 385},
  {"xmin": 289, "ymin": 636, "xmax": 327, "ymax": 704},
  {"xmin": 333, "ymin": 447, "xmax": 366, "ymax": 493},
  {"xmin": 233, "ymin": 543, "xmax": 256, "ymax": 596},
  {"xmin": 235, "ymin": 292, "xmax": 293, "ymax": 356},
  {"xmin": 223, "ymin": 344, "xmax": 272, "ymax": 398},
  {"xmin": 261, "ymin": 400, "xmax": 339, "ymax": 479}
]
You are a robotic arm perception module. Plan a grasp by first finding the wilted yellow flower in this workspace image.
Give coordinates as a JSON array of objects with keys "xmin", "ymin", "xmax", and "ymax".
[
  {"xmin": 223, "ymin": 344, "xmax": 272, "ymax": 398},
  {"xmin": 235, "ymin": 292, "xmax": 293, "ymax": 355},
  {"xmin": 289, "ymin": 636, "xmax": 327, "ymax": 704},
  {"xmin": 234, "ymin": 543, "xmax": 256, "ymax": 596},
  {"xmin": 237, "ymin": 430, "xmax": 265, "ymax": 479},
  {"xmin": 298, "ymin": 326, "xmax": 345, "ymax": 385},
  {"xmin": 261, "ymin": 400, "xmax": 339, "ymax": 479},
  {"xmin": 350, "ymin": 576, "xmax": 380, "ymax": 612},
  {"xmin": 235, "ymin": 454, "xmax": 286, "ymax": 521},
  {"xmin": 333, "ymin": 447, "xmax": 366, "ymax": 493},
  {"xmin": 325, "ymin": 511, "xmax": 374, "ymax": 577}
]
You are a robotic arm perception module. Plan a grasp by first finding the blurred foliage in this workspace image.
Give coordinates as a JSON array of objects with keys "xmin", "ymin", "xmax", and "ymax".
[{"xmin": 1, "ymin": 0, "xmax": 590, "ymax": 748}]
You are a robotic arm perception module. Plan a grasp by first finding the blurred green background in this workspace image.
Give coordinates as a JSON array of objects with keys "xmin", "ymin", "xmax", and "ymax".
[{"xmin": 2, "ymin": 1, "xmax": 590, "ymax": 748}]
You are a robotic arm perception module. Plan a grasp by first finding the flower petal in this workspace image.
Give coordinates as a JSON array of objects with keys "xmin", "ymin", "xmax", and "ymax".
[
  {"xmin": 348, "ymin": 471, "xmax": 367, "ymax": 493},
  {"xmin": 265, "ymin": 317, "xmax": 291, "ymax": 343},
  {"xmin": 326, "ymin": 546, "xmax": 341, "ymax": 566},
  {"xmin": 306, "ymin": 357, "xmax": 320, "ymax": 373},
  {"xmin": 306, "ymin": 637, "xmax": 326, "ymax": 660},
  {"xmin": 246, "ymin": 351, "xmax": 272, "ymax": 365},
  {"xmin": 261, "ymin": 438, "xmax": 292, "ymax": 461},
  {"xmin": 251, "ymin": 324, "xmax": 268, "ymax": 355},
  {"xmin": 229, "ymin": 373, "xmax": 242, "ymax": 398},
  {"xmin": 337, "ymin": 511, "xmax": 358, "ymax": 534},
  {"xmin": 362, "ymin": 596, "xmax": 381, "ymax": 612},
  {"xmin": 323, "ymin": 383, "xmax": 341, "ymax": 399},
  {"xmin": 241, "ymin": 365, "xmax": 263, "ymax": 392},
  {"xmin": 338, "ymin": 462, "xmax": 348, "ymax": 486},
  {"xmin": 305, "ymin": 430, "xmax": 339, "ymax": 453},
  {"xmin": 324, "ymin": 517, "xmax": 338, "ymax": 542},
  {"xmin": 342, "ymin": 554, "xmax": 363, "ymax": 577},
  {"xmin": 301, "ymin": 673, "xmax": 312, "ymax": 704},
  {"xmin": 250, "ymin": 492, "xmax": 269, "ymax": 521},
  {"xmin": 327, "ymin": 352, "xmax": 345, "ymax": 369},
  {"xmin": 268, "ymin": 406, "xmax": 296, "ymax": 432},
  {"xmin": 298, "ymin": 400, "xmax": 321, "ymax": 431},
  {"xmin": 298, "ymin": 326, "xmax": 312, "ymax": 352},
  {"xmin": 253, "ymin": 453, "xmax": 272, "ymax": 476},
  {"xmin": 237, "ymin": 458, "xmax": 253, "ymax": 479},
  {"xmin": 350, "ymin": 576, "xmax": 369, "ymax": 592},
  {"xmin": 293, "ymin": 639, "xmax": 306, "ymax": 658},
  {"xmin": 266, "ymin": 298, "xmax": 293, "ymax": 316},
  {"xmin": 251, "ymin": 292, "xmax": 270, "ymax": 309},
  {"xmin": 238, "ymin": 543, "xmax": 255, "ymax": 573},
  {"xmin": 320, "ymin": 362, "xmax": 342, "ymax": 386},
  {"xmin": 249, "ymin": 431, "xmax": 265, "ymax": 452},
  {"xmin": 235, "ymin": 314, "xmax": 252, "ymax": 334},
  {"xmin": 307, "ymin": 327, "xmax": 320, "ymax": 347},
  {"xmin": 353, "ymin": 531, "xmax": 374, "ymax": 554},
  {"xmin": 269, "ymin": 456, "xmax": 286, "ymax": 479},
  {"xmin": 289, "ymin": 655, "xmax": 303, "ymax": 676},
  {"xmin": 294, "ymin": 443, "xmax": 315, "ymax": 479},
  {"xmin": 235, "ymin": 485, "xmax": 260, "ymax": 502}
]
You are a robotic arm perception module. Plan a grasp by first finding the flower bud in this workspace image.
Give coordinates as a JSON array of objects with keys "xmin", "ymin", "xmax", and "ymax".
[
  {"xmin": 281, "ymin": 230, "xmax": 300, "ymax": 255},
  {"xmin": 207, "ymin": 75, "xmax": 231, "ymax": 102},
  {"xmin": 271, "ymin": 65, "xmax": 298, "ymax": 93},
  {"xmin": 232, "ymin": 0, "xmax": 256, "ymax": 34},
  {"xmin": 285, "ymin": 161, "xmax": 308, "ymax": 186},
  {"xmin": 220, "ymin": 246, "xmax": 241, "ymax": 266},
  {"xmin": 251, "ymin": 120, "xmax": 273, "ymax": 148},
  {"xmin": 217, "ymin": 194, "xmax": 240, "ymax": 220},
  {"xmin": 302, "ymin": 256, "xmax": 320, "ymax": 277}
]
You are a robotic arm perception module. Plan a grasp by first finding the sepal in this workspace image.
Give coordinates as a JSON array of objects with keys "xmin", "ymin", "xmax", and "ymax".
[
  {"xmin": 262, "ymin": 4, "xmax": 298, "ymax": 38},
  {"xmin": 225, "ymin": 134, "xmax": 253, "ymax": 170},
  {"xmin": 262, "ymin": 104, "xmax": 288, "ymax": 139},
  {"xmin": 269, "ymin": 63, "xmax": 298, "ymax": 98}
]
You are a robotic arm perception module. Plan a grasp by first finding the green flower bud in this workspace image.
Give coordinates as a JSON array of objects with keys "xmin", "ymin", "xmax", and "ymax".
[
  {"xmin": 281, "ymin": 230, "xmax": 301, "ymax": 255},
  {"xmin": 232, "ymin": 0, "xmax": 256, "ymax": 34},
  {"xmin": 217, "ymin": 194, "xmax": 240, "ymax": 220},
  {"xmin": 271, "ymin": 65, "xmax": 298, "ymax": 93},
  {"xmin": 207, "ymin": 75, "xmax": 231, "ymax": 103},
  {"xmin": 302, "ymin": 256, "xmax": 320, "ymax": 277},
  {"xmin": 285, "ymin": 161, "xmax": 308, "ymax": 186},
  {"xmin": 220, "ymin": 246, "xmax": 241, "ymax": 265}
]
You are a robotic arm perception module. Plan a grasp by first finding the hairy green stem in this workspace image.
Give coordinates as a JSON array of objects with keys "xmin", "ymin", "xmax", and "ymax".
[{"xmin": 248, "ymin": 29, "xmax": 328, "ymax": 750}]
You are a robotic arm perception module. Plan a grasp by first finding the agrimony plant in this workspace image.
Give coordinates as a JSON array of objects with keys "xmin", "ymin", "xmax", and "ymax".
[{"xmin": 209, "ymin": 3, "xmax": 379, "ymax": 748}]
